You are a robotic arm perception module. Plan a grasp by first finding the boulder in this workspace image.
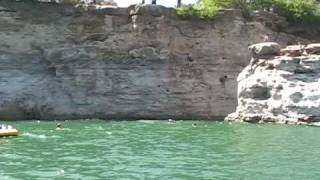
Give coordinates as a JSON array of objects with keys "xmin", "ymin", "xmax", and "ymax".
[{"xmin": 248, "ymin": 42, "xmax": 281, "ymax": 57}]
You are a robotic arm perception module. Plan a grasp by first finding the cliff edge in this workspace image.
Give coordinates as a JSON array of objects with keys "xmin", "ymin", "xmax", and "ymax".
[
  {"xmin": 226, "ymin": 42, "xmax": 320, "ymax": 126},
  {"xmin": 0, "ymin": 0, "xmax": 319, "ymax": 120}
]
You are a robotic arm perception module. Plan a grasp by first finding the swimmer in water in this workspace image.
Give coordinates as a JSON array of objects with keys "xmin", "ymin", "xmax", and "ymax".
[
  {"xmin": 168, "ymin": 119, "xmax": 176, "ymax": 124},
  {"xmin": 56, "ymin": 123, "xmax": 63, "ymax": 130},
  {"xmin": 192, "ymin": 123, "xmax": 197, "ymax": 127}
]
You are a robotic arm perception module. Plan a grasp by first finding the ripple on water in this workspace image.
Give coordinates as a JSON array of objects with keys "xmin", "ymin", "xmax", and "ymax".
[
  {"xmin": 1, "ymin": 121, "xmax": 320, "ymax": 179},
  {"xmin": 22, "ymin": 133, "xmax": 47, "ymax": 139}
]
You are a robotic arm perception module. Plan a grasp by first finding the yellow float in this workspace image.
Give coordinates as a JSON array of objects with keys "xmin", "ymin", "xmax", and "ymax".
[{"xmin": 0, "ymin": 129, "xmax": 18, "ymax": 137}]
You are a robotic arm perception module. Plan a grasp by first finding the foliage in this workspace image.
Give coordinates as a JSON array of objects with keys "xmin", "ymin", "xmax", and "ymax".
[
  {"xmin": 176, "ymin": 2, "xmax": 220, "ymax": 19},
  {"xmin": 251, "ymin": 0, "xmax": 274, "ymax": 9},
  {"xmin": 177, "ymin": 0, "xmax": 320, "ymax": 23},
  {"xmin": 272, "ymin": 0, "xmax": 320, "ymax": 23},
  {"xmin": 198, "ymin": 0, "xmax": 221, "ymax": 18},
  {"xmin": 176, "ymin": 5, "xmax": 202, "ymax": 18}
]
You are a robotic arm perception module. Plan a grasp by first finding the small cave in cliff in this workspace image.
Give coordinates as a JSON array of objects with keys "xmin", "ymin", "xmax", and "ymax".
[
  {"xmin": 240, "ymin": 86, "xmax": 271, "ymax": 100},
  {"xmin": 251, "ymin": 86, "xmax": 271, "ymax": 100}
]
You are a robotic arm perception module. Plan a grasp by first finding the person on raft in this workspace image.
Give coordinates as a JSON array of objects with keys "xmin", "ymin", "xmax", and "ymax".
[
  {"xmin": 0, "ymin": 124, "xmax": 6, "ymax": 130},
  {"xmin": 0, "ymin": 125, "xmax": 13, "ymax": 130}
]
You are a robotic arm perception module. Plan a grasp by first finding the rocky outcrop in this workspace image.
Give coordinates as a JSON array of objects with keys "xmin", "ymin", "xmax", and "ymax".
[
  {"xmin": 0, "ymin": 0, "xmax": 319, "ymax": 120},
  {"xmin": 226, "ymin": 42, "xmax": 320, "ymax": 126}
]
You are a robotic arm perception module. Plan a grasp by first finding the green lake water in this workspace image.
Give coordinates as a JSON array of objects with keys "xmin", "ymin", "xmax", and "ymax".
[{"xmin": 0, "ymin": 120, "xmax": 320, "ymax": 180}]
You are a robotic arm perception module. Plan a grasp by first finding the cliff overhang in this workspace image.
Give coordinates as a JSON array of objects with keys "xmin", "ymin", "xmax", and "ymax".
[{"xmin": 226, "ymin": 42, "xmax": 320, "ymax": 126}]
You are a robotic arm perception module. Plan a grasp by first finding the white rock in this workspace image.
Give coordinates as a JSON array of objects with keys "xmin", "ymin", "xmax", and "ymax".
[
  {"xmin": 226, "ymin": 43, "xmax": 320, "ymax": 125},
  {"xmin": 248, "ymin": 42, "xmax": 281, "ymax": 56}
]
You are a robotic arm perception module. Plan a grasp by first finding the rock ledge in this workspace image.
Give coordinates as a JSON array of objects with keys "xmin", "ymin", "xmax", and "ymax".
[{"xmin": 225, "ymin": 42, "xmax": 320, "ymax": 126}]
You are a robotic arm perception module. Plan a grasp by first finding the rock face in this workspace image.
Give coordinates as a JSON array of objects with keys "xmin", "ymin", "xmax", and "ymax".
[
  {"xmin": 226, "ymin": 42, "xmax": 320, "ymax": 125},
  {"xmin": 0, "ymin": 1, "xmax": 318, "ymax": 120}
]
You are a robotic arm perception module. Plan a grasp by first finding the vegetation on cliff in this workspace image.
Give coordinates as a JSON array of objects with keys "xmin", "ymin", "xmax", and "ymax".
[{"xmin": 177, "ymin": 0, "xmax": 320, "ymax": 23}]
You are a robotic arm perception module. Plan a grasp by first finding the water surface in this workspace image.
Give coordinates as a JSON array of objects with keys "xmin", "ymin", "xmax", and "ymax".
[{"xmin": 0, "ymin": 120, "xmax": 319, "ymax": 179}]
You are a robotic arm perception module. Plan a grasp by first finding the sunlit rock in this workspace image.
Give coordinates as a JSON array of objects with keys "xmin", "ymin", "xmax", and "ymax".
[
  {"xmin": 0, "ymin": 1, "xmax": 318, "ymax": 120},
  {"xmin": 226, "ymin": 42, "xmax": 320, "ymax": 125}
]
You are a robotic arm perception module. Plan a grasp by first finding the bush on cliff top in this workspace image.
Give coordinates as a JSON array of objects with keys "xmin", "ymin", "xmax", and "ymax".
[
  {"xmin": 272, "ymin": 0, "xmax": 320, "ymax": 23},
  {"xmin": 177, "ymin": 0, "xmax": 320, "ymax": 23},
  {"xmin": 176, "ymin": 0, "xmax": 219, "ymax": 19}
]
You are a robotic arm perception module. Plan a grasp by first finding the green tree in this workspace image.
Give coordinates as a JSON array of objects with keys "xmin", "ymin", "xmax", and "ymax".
[
  {"xmin": 273, "ymin": 0, "xmax": 320, "ymax": 22},
  {"xmin": 178, "ymin": 0, "xmax": 320, "ymax": 23}
]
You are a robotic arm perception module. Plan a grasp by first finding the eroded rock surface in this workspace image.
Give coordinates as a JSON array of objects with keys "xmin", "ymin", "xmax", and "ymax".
[
  {"xmin": 0, "ymin": 1, "xmax": 318, "ymax": 120},
  {"xmin": 226, "ymin": 42, "xmax": 320, "ymax": 126}
]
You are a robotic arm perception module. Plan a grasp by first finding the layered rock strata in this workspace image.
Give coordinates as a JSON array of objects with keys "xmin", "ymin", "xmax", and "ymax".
[
  {"xmin": 226, "ymin": 42, "xmax": 320, "ymax": 125},
  {"xmin": 0, "ymin": 0, "xmax": 318, "ymax": 120}
]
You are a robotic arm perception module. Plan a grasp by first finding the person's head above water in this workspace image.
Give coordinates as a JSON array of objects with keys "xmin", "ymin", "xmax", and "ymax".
[{"xmin": 56, "ymin": 123, "xmax": 63, "ymax": 129}]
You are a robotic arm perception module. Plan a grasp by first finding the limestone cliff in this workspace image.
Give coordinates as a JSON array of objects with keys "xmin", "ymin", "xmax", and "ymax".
[
  {"xmin": 226, "ymin": 43, "xmax": 320, "ymax": 126},
  {"xmin": 0, "ymin": 0, "xmax": 317, "ymax": 120}
]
